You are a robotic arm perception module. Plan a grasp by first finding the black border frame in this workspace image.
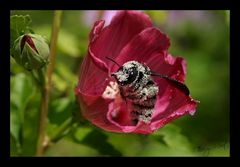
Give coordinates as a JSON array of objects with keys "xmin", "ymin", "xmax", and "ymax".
[{"xmin": 1, "ymin": 0, "xmax": 239, "ymax": 162}]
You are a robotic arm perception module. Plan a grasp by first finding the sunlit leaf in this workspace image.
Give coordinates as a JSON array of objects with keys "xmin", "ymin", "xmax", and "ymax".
[
  {"xmin": 72, "ymin": 127, "xmax": 92, "ymax": 141},
  {"xmin": 151, "ymin": 124, "xmax": 194, "ymax": 155},
  {"xmin": 52, "ymin": 74, "xmax": 67, "ymax": 92},
  {"xmin": 137, "ymin": 140, "xmax": 172, "ymax": 156},
  {"xmin": 52, "ymin": 62, "xmax": 78, "ymax": 92},
  {"xmin": 107, "ymin": 133, "xmax": 142, "ymax": 156},
  {"xmin": 107, "ymin": 125, "xmax": 194, "ymax": 156},
  {"xmin": 10, "ymin": 73, "xmax": 35, "ymax": 143},
  {"xmin": 55, "ymin": 63, "xmax": 78, "ymax": 85},
  {"xmin": 44, "ymin": 139, "xmax": 99, "ymax": 156}
]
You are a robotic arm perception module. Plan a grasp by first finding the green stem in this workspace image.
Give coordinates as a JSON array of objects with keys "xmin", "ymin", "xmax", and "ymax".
[
  {"xmin": 37, "ymin": 68, "xmax": 45, "ymax": 86},
  {"xmin": 35, "ymin": 10, "xmax": 62, "ymax": 156},
  {"xmin": 50, "ymin": 117, "xmax": 74, "ymax": 143},
  {"xmin": 31, "ymin": 68, "xmax": 45, "ymax": 87},
  {"xmin": 31, "ymin": 70, "xmax": 40, "ymax": 86}
]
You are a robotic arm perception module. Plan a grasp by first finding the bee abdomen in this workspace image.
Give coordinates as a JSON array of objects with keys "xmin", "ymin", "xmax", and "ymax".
[
  {"xmin": 131, "ymin": 103, "xmax": 155, "ymax": 123},
  {"xmin": 127, "ymin": 81, "xmax": 158, "ymax": 100},
  {"xmin": 132, "ymin": 103, "xmax": 155, "ymax": 112},
  {"xmin": 131, "ymin": 93, "xmax": 157, "ymax": 124},
  {"xmin": 124, "ymin": 81, "xmax": 158, "ymax": 124},
  {"xmin": 132, "ymin": 96, "xmax": 157, "ymax": 107}
]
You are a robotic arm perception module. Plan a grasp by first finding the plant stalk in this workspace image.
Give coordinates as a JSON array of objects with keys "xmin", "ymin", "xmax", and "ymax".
[
  {"xmin": 35, "ymin": 10, "xmax": 62, "ymax": 156},
  {"xmin": 50, "ymin": 117, "xmax": 74, "ymax": 143}
]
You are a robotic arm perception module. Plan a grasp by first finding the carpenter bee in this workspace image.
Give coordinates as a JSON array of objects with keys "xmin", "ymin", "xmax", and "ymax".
[{"xmin": 106, "ymin": 57, "xmax": 189, "ymax": 125}]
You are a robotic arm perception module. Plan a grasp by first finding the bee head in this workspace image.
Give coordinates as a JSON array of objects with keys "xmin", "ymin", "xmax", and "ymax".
[{"xmin": 111, "ymin": 61, "xmax": 139, "ymax": 86}]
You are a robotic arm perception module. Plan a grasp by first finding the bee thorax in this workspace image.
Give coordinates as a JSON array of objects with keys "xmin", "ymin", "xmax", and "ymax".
[{"xmin": 112, "ymin": 60, "xmax": 159, "ymax": 125}]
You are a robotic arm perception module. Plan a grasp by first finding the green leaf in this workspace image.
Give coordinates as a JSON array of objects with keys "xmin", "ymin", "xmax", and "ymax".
[
  {"xmin": 10, "ymin": 73, "xmax": 35, "ymax": 111},
  {"xmin": 137, "ymin": 140, "xmax": 174, "ymax": 156},
  {"xmin": 55, "ymin": 63, "xmax": 77, "ymax": 86},
  {"xmin": 107, "ymin": 133, "xmax": 143, "ymax": 156},
  {"xmin": 72, "ymin": 127, "xmax": 92, "ymax": 141},
  {"xmin": 71, "ymin": 128, "xmax": 122, "ymax": 156},
  {"xmin": 10, "ymin": 56, "xmax": 25, "ymax": 74},
  {"xmin": 47, "ymin": 99, "xmax": 79, "ymax": 143},
  {"xmin": 10, "ymin": 105, "xmax": 22, "ymax": 147},
  {"xmin": 206, "ymin": 142, "xmax": 230, "ymax": 156},
  {"xmin": 150, "ymin": 124, "xmax": 195, "ymax": 155},
  {"xmin": 10, "ymin": 133, "xmax": 20, "ymax": 156},
  {"xmin": 48, "ymin": 97, "xmax": 72, "ymax": 125},
  {"xmin": 104, "ymin": 124, "xmax": 195, "ymax": 156},
  {"xmin": 194, "ymin": 141, "xmax": 229, "ymax": 156},
  {"xmin": 44, "ymin": 139, "xmax": 99, "ymax": 156},
  {"xmin": 52, "ymin": 62, "xmax": 78, "ymax": 92},
  {"xmin": 10, "ymin": 73, "xmax": 35, "ymax": 144},
  {"xmin": 107, "ymin": 124, "xmax": 196, "ymax": 156},
  {"xmin": 10, "ymin": 15, "xmax": 32, "ymax": 53},
  {"xmin": 52, "ymin": 74, "xmax": 67, "ymax": 92},
  {"xmin": 21, "ymin": 106, "xmax": 39, "ymax": 155}
]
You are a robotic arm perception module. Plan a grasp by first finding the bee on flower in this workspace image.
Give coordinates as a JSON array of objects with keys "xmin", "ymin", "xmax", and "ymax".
[{"xmin": 75, "ymin": 10, "xmax": 199, "ymax": 134}]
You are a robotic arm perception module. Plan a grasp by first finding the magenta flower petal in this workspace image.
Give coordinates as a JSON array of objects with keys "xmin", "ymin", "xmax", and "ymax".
[
  {"xmin": 76, "ymin": 85, "xmax": 149, "ymax": 133},
  {"xmin": 146, "ymin": 53, "xmax": 198, "ymax": 132},
  {"xmin": 75, "ymin": 10, "xmax": 199, "ymax": 134},
  {"xmin": 112, "ymin": 27, "xmax": 170, "ymax": 71},
  {"xmin": 77, "ymin": 54, "xmax": 109, "ymax": 95},
  {"xmin": 146, "ymin": 53, "xmax": 186, "ymax": 82},
  {"xmin": 76, "ymin": 92, "xmax": 122, "ymax": 132},
  {"xmin": 149, "ymin": 76, "xmax": 198, "ymax": 132},
  {"xmin": 89, "ymin": 11, "xmax": 152, "ymax": 66},
  {"xmin": 89, "ymin": 20, "xmax": 105, "ymax": 43}
]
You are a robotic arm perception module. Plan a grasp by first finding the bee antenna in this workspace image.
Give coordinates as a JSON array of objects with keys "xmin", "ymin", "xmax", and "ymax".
[
  {"xmin": 150, "ymin": 71, "xmax": 168, "ymax": 78},
  {"xmin": 105, "ymin": 57, "xmax": 121, "ymax": 67}
]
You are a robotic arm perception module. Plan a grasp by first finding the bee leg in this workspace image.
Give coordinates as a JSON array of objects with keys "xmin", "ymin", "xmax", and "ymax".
[
  {"xmin": 131, "ymin": 119, "xmax": 139, "ymax": 125},
  {"xmin": 131, "ymin": 111, "xmax": 140, "ymax": 125}
]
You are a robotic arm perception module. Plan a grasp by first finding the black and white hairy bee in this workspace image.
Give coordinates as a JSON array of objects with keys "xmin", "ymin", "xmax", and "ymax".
[{"xmin": 106, "ymin": 57, "xmax": 189, "ymax": 125}]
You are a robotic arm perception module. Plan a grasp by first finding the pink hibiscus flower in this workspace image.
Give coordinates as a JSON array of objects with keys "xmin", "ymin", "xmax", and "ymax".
[{"xmin": 75, "ymin": 10, "xmax": 199, "ymax": 134}]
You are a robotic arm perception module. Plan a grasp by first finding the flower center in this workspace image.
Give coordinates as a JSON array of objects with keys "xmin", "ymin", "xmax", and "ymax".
[
  {"xmin": 102, "ymin": 81, "xmax": 134, "ymax": 126},
  {"xmin": 102, "ymin": 81, "xmax": 119, "ymax": 99}
]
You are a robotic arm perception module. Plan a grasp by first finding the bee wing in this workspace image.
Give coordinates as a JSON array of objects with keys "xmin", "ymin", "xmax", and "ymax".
[{"xmin": 150, "ymin": 72, "xmax": 190, "ymax": 96}]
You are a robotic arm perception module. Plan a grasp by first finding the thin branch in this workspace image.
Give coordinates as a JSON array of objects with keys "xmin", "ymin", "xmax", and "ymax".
[
  {"xmin": 35, "ymin": 10, "xmax": 62, "ymax": 156},
  {"xmin": 50, "ymin": 117, "xmax": 74, "ymax": 143}
]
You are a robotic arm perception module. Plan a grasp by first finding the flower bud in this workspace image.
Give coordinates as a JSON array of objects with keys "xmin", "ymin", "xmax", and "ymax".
[{"xmin": 12, "ymin": 34, "xmax": 50, "ymax": 70}]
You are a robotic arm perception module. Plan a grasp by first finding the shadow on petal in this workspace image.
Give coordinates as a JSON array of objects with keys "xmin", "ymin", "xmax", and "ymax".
[{"xmin": 147, "ymin": 53, "xmax": 186, "ymax": 82}]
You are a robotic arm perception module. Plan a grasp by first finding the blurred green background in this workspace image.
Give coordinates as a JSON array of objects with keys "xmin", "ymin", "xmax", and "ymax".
[{"xmin": 10, "ymin": 10, "xmax": 229, "ymax": 156}]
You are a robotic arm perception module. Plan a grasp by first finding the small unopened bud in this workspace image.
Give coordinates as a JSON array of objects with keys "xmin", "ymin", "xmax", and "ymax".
[{"xmin": 12, "ymin": 34, "xmax": 50, "ymax": 70}]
